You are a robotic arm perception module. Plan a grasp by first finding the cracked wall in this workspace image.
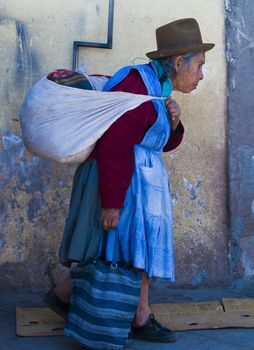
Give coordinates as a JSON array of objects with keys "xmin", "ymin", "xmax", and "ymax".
[{"xmin": 0, "ymin": 0, "xmax": 227, "ymax": 290}]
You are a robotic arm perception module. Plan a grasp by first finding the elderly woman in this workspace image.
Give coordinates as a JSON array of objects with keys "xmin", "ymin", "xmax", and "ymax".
[{"xmin": 46, "ymin": 18, "xmax": 214, "ymax": 347}]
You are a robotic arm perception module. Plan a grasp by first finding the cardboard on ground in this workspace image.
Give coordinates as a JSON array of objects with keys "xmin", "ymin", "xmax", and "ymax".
[{"xmin": 16, "ymin": 298, "xmax": 254, "ymax": 336}]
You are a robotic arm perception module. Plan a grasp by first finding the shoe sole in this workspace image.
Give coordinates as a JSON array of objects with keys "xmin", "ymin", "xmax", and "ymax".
[{"xmin": 132, "ymin": 333, "xmax": 177, "ymax": 343}]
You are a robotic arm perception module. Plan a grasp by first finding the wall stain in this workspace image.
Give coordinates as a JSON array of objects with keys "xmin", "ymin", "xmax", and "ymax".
[
  {"xmin": 0, "ymin": 17, "xmax": 39, "ymax": 134},
  {"xmin": 191, "ymin": 271, "xmax": 208, "ymax": 286},
  {"xmin": 183, "ymin": 178, "xmax": 202, "ymax": 202},
  {"xmin": 15, "ymin": 20, "xmax": 40, "ymax": 106}
]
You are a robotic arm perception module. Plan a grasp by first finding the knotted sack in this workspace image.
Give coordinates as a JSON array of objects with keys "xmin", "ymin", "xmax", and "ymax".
[{"xmin": 19, "ymin": 75, "xmax": 163, "ymax": 164}]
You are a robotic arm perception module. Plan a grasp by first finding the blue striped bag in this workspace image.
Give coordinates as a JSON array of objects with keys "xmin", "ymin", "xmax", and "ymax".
[{"xmin": 64, "ymin": 259, "xmax": 142, "ymax": 349}]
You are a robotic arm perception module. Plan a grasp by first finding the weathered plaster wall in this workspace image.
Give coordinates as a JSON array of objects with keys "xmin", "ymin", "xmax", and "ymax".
[
  {"xmin": 0, "ymin": 0, "xmax": 227, "ymax": 290},
  {"xmin": 226, "ymin": 0, "xmax": 254, "ymax": 285}
]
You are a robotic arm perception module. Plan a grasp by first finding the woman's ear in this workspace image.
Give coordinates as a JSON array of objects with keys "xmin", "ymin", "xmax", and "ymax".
[{"xmin": 174, "ymin": 56, "xmax": 183, "ymax": 72}]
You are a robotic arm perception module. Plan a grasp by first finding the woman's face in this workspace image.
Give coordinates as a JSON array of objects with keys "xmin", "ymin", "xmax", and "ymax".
[{"xmin": 172, "ymin": 53, "xmax": 205, "ymax": 93}]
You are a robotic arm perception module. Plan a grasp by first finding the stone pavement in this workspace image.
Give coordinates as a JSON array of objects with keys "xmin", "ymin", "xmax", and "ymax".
[{"xmin": 1, "ymin": 287, "xmax": 254, "ymax": 350}]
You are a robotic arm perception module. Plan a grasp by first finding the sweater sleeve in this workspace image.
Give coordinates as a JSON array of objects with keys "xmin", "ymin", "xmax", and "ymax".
[
  {"xmin": 163, "ymin": 121, "xmax": 185, "ymax": 152},
  {"xmin": 92, "ymin": 69, "xmax": 157, "ymax": 208}
]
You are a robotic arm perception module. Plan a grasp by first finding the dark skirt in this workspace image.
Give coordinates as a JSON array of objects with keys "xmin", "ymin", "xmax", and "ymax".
[{"xmin": 59, "ymin": 159, "xmax": 103, "ymax": 266}]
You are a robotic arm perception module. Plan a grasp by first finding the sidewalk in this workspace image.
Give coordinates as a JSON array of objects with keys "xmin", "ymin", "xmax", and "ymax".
[{"xmin": 1, "ymin": 287, "xmax": 254, "ymax": 350}]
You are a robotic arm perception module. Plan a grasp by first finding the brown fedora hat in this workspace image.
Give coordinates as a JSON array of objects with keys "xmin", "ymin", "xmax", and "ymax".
[{"xmin": 146, "ymin": 18, "xmax": 215, "ymax": 59}]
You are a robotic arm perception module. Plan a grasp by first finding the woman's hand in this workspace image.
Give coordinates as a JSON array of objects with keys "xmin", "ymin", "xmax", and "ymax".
[
  {"xmin": 101, "ymin": 208, "xmax": 120, "ymax": 230},
  {"xmin": 165, "ymin": 97, "xmax": 181, "ymax": 131}
]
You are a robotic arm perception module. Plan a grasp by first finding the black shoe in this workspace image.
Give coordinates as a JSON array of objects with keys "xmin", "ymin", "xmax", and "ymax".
[
  {"xmin": 44, "ymin": 289, "xmax": 69, "ymax": 320},
  {"xmin": 131, "ymin": 313, "xmax": 177, "ymax": 343}
]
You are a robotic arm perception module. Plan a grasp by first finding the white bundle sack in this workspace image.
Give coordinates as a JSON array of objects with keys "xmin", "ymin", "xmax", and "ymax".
[{"xmin": 20, "ymin": 77, "xmax": 163, "ymax": 164}]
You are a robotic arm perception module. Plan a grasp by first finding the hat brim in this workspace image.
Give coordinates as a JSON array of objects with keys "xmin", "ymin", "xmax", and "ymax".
[{"xmin": 146, "ymin": 43, "xmax": 215, "ymax": 59}]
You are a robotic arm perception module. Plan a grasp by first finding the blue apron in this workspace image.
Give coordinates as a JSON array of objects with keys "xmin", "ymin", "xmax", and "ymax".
[{"xmin": 103, "ymin": 64, "xmax": 175, "ymax": 280}]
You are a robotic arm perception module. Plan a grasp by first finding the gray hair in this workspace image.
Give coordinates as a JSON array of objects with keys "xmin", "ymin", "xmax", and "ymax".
[{"xmin": 157, "ymin": 52, "xmax": 201, "ymax": 82}]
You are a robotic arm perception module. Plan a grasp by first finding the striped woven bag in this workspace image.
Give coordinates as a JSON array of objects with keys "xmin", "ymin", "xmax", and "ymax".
[{"xmin": 64, "ymin": 259, "xmax": 142, "ymax": 349}]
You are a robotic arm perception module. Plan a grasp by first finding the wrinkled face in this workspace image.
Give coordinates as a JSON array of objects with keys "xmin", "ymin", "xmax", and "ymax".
[{"xmin": 172, "ymin": 53, "xmax": 205, "ymax": 93}]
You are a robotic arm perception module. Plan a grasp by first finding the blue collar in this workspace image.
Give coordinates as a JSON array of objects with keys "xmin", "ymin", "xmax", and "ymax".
[{"xmin": 150, "ymin": 60, "xmax": 173, "ymax": 97}]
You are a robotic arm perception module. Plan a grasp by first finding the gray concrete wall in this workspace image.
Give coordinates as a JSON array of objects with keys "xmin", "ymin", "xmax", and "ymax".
[{"xmin": 226, "ymin": 0, "xmax": 254, "ymax": 284}]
